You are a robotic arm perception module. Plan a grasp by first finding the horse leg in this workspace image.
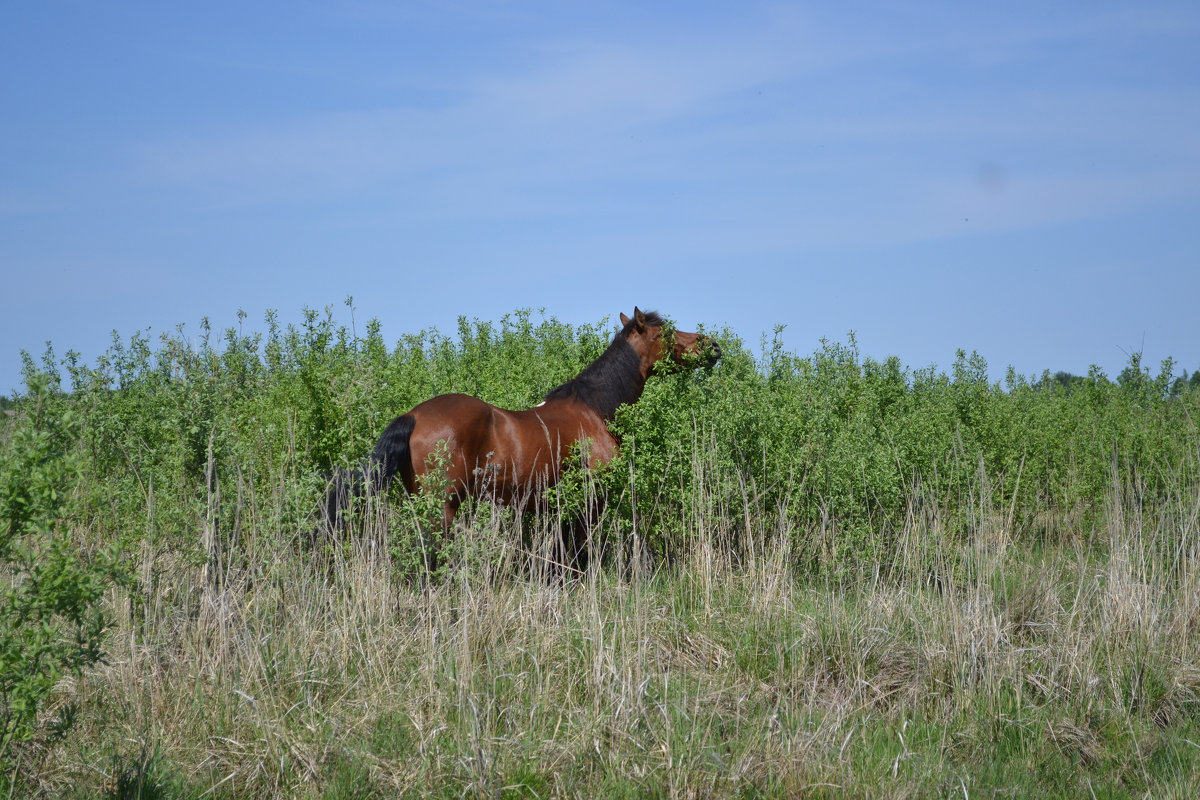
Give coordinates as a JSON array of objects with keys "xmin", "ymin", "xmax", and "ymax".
[
  {"xmin": 559, "ymin": 495, "xmax": 605, "ymax": 577},
  {"xmin": 562, "ymin": 516, "xmax": 589, "ymax": 575},
  {"xmin": 419, "ymin": 498, "xmax": 458, "ymax": 584}
]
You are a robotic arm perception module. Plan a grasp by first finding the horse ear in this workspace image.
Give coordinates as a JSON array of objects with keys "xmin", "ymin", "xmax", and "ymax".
[
  {"xmin": 634, "ymin": 307, "xmax": 647, "ymax": 326},
  {"xmin": 620, "ymin": 312, "xmax": 631, "ymax": 326}
]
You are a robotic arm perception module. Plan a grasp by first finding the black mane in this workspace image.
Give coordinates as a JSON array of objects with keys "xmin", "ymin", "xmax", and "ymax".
[{"xmin": 543, "ymin": 311, "xmax": 664, "ymax": 419}]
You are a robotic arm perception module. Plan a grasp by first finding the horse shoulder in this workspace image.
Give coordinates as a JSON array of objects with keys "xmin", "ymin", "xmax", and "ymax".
[
  {"xmin": 530, "ymin": 400, "xmax": 617, "ymax": 465},
  {"xmin": 584, "ymin": 420, "xmax": 619, "ymax": 465}
]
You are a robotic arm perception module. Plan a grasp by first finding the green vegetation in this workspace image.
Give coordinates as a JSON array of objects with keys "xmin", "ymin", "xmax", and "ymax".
[
  {"xmin": 1, "ymin": 370, "xmax": 125, "ymax": 778},
  {"xmin": 2, "ymin": 302, "xmax": 1199, "ymax": 797}
]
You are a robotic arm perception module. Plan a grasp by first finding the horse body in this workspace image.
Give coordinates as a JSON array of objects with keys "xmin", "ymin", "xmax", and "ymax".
[
  {"xmin": 321, "ymin": 307, "xmax": 719, "ymax": 569},
  {"xmin": 386, "ymin": 391, "xmax": 617, "ymax": 512}
]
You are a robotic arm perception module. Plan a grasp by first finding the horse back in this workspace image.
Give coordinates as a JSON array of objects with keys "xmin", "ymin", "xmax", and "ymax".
[{"xmin": 404, "ymin": 393, "xmax": 614, "ymax": 503}]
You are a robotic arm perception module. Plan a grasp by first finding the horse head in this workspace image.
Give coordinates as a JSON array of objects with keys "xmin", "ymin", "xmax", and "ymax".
[{"xmin": 620, "ymin": 307, "xmax": 721, "ymax": 374}]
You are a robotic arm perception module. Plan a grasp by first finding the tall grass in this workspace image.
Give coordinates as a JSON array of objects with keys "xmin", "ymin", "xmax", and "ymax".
[
  {"xmin": 4, "ymin": 305, "xmax": 1200, "ymax": 796},
  {"xmin": 18, "ymin": 445, "xmax": 1200, "ymax": 799}
]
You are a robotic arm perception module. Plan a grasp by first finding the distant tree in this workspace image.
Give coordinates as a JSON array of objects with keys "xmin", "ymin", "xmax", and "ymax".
[
  {"xmin": 1039, "ymin": 370, "xmax": 1087, "ymax": 394},
  {"xmin": 1054, "ymin": 371, "xmax": 1078, "ymax": 389},
  {"xmin": 1117, "ymin": 354, "xmax": 1147, "ymax": 394},
  {"xmin": 1171, "ymin": 370, "xmax": 1189, "ymax": 397}
]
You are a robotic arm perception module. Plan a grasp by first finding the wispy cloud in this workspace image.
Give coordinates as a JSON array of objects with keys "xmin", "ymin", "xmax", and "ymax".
[{"xmin": 127, "ymin": 5, "xmax": 1200, "ymax": 250}]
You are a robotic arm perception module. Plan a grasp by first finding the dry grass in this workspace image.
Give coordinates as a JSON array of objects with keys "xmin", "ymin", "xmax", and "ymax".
[{"xmin": 19, "ymin": 471, "xmax": 1200, "ymax": 799}]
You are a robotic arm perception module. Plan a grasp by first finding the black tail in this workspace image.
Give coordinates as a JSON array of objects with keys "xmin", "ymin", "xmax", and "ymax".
[
  {"xmin": 371, "ymin": 413, "xmax": 416, "ymax": 488},
  {"xmin": 318, "ymin": 414, "xmax": 415, "ymax": 534}
]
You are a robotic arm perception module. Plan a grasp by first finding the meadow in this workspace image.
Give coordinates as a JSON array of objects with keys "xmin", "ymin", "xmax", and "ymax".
[{"xmin": 2, "ymin": 304, "xmax": 1199, "ymax": 798}]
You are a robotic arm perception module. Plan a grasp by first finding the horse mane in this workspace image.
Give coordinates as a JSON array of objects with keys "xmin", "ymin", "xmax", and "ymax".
[{"xmin": 543, "ymin": 310, "xmax": 664, "ymax": 419}]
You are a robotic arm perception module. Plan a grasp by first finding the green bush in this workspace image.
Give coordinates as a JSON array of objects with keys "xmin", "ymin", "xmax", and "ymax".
[
  {"xmin": 8, "ymin": 303, "xmax": 1200, "ymax": 583},
  {"xmin": 1, "ymin": 368, "xmax": 124, "ymax": 778}
]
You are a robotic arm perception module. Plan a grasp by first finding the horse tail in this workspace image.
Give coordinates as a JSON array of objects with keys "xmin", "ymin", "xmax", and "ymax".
[
  {"xmin": 371, "ymin": 413, "xmax": 416, "ymax": 489},
  {"xmin": 318, "ymin": 414, "xmax": 415, "ymax": 534}
]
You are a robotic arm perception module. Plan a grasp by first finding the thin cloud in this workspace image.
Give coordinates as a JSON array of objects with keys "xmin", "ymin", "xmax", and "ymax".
[{"xmin": 126, "ymin": 7, "xmax": 1200, "ymax": 248}]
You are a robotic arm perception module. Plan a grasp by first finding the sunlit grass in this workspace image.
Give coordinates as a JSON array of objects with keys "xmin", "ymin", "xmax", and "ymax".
[{"xmin": 21, "ymin": 462, "xmax": 1200, "ymax": 799}]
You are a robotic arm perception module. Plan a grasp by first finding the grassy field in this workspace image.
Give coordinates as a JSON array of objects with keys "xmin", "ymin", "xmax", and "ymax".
[
  {"xmin": 17, "ymin": 475, "xmax": 1200, "ymax": 799},
  {"xmin": 3, "ymin": 307, "xmax": 1200, "ymax": 797}
]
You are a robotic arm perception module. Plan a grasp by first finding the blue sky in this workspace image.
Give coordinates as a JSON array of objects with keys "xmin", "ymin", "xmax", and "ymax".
[{"xmin": 3, "ymin": 1, "xmax": 1199, "ymax": 394}]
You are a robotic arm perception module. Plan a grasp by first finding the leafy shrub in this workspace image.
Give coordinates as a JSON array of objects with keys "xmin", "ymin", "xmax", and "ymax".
[
  {"xmin": 7, "ymin": 303, "xmax": 1200, "ymax": 585},
  {"xmin": 1, "ymin": 368, "xmax": 124, "ymax": 778}
]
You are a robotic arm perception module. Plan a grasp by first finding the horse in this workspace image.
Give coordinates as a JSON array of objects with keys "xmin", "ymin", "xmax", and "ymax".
[{"xmin": 320, "ymin": 307, "xmax": 721, "ymax": 575}]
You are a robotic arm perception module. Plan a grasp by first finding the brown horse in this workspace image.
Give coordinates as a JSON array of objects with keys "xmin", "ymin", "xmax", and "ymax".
[{"xmin": 321, "ymin": 308, "xmax": 720, "ymax": 572}]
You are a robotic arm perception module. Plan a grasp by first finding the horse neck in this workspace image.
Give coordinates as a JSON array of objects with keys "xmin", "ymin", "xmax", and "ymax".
[{"xmin": 545, "ymin": 336, "xmax": 651, "ymax": 420}]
